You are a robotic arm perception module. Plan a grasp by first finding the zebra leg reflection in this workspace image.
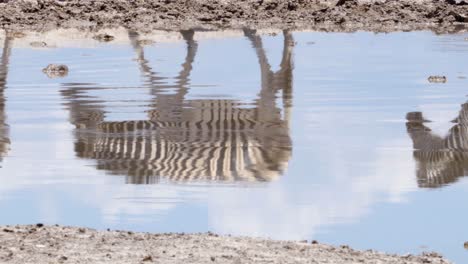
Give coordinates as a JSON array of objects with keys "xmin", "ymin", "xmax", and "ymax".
[{"xmin": 0, "ymin": 31, "xmax": 12, "ymax": 163}]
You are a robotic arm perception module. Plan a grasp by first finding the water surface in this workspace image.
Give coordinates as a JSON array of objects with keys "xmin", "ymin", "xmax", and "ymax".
[{"xmin": 0, "ymin": 28, "xmax": 468, "ymax": 262}]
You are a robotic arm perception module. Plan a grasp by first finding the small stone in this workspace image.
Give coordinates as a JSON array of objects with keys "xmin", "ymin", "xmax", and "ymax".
[
  {"xmin": 3, "ymin": 228, "xmax": 13, "ymax": 233},
  {"xmin": 93, "ymin": 34, "xmax": 115, "ymax": 42},
  {"xmin": 59, "ymin": 256, "xmax": 68, "ymax": 261},
  {"xmin": 427, "ymin": 75, "xmax": 447, "ymax": 83},
  {"xmin": 142, "ymin": 255, "xmax": 153, "ymax": 262},
  {"xmin": 78, "ymin": 228, "xmax": 86, "ymax": 233},
  {"xmin": 42, "ymin": 64, "xmax": 69, "ymax": 78},
  {"xmin": 210, "ymin": 256, "xmax": 215, "ymax": 261},
  {"xmin": 311, "ymin": 240, "xmax": 318, "ymax": 244},
  {"xmin": 336, "ymin": 0, "xmax": 353, "ymax": 6},
  {"xmin": 36, "ymin": 223, "xmax": 44, "ymax": 228},
  {"xmin": 464, "ymin": 241, "xmax": 468, "ymax": 249},
  {"xmin": 422, "ymin": 251, "xmax": 442, "ymax": 258}
]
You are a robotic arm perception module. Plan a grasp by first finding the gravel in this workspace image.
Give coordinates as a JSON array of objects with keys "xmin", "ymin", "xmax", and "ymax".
[{"xmin": 0, "ymin": 225, "xmax": 452, "ymax": 264}]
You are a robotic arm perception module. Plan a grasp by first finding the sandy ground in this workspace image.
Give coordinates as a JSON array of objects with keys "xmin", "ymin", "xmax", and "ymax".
[
  {"xmin": 0, "ymin": 0, "xmax": 467, "ymax": 32},
  {"xmin": 0, "ymin": 225, "xmax": 452, "ymax": 264}
]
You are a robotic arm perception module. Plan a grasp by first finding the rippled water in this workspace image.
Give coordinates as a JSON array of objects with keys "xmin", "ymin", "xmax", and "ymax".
[{"xmin": 1, "ymin": 28, "xmax": 468, "ymax": 262}]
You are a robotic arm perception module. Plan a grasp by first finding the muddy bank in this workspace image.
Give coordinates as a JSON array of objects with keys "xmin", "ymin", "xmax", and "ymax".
[
  {"xmin": 0, "ymin": 225, "xmax": 452, "ymax": 264},
  {"xmin": 0, "ymin": 0, "xmax": 467, "ymax": 33}
]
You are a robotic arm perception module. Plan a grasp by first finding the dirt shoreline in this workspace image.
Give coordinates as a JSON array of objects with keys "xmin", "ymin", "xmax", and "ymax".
[
  {"xmin": 0, "ymin": 0, "xmax": 467, "ymax": 33},
  {"xmin": 0, "ymin": 225, "xmax": 452, "ymax": 264}
]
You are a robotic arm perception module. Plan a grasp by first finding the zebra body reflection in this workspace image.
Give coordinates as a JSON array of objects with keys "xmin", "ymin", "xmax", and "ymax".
[
  {"xmin": 64, "ymin": 29, "xmax": 293, "ymax": 184},
  {"xmin": 406, "ymin": 103, "xmax": 468, "ymax": 188}
]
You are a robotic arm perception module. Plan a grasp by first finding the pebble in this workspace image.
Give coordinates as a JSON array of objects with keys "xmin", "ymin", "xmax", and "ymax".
[
  {"xmin": 427, "ymin": 75, "xmax": 447, "ymax": 83},
  {"xmin": 30, "ymin": 41, "xmax": 47, "ymax": 47},
  {"xmin": 142, "ymin": 255, "xmax": 153, "ymax": 262},
  {"xmin": 464, "ymin": 241, "xmax": 468, "ymax": 249}
]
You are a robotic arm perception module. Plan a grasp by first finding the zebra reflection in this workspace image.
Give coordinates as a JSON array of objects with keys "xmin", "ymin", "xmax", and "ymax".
[
  {"xmin": 0, "ymin": 33, "xmax": 11, "ymax": 164},
  {"xmin": 406, "ymin": 104, "xmax": 468, "ymax": 188},
  {"xmin": 62, "ymin": 29, "xmax": 293, "ymax": 184}
]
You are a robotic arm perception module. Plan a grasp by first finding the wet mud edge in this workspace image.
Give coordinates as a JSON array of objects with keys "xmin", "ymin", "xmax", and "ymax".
[{"xmin": 0, "ymin": 0, "xmax": 467, "ymax": 33}]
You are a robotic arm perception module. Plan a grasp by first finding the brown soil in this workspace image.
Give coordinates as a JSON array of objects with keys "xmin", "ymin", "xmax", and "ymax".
[
  {"xmin": 0, "ymin": 0, "xmax": 467, "ymax": 33},
  {"xmin": 0, "ymin": 225, "xmax": 452, "ymax": 264}
]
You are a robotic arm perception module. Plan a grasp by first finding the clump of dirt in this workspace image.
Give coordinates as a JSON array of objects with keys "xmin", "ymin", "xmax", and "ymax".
[
  {"xmin": 42, "ymin": 64, "xmax": 69, "ymax": 78},
  {"xmin": 0, "ymin": 225, "xmax": 453, "ymax": 264},
  {"xmin": 0, "ymin": 0, "xmax": 467, "ymax": 32}
]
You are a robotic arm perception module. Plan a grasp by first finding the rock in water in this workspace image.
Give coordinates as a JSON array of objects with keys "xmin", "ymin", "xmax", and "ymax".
[
  {"xmin": 93, "ymin": 34, "xmax": 115, "ymax": 42},
  {"xmin": 42, "ymin": 64, "xmax": 69, "ymax": 78},
  {"xmin": 428, "ymin": 76, "xmax": 447, "ymax": 83}
]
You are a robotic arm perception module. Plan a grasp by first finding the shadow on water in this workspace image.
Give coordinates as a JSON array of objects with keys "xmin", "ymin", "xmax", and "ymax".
[
  {"xmin": 406, "ymin": 102, "xmax": 468, "ymax": 188},
  {"xmin": 0, "ymin": 33, "xmax": 11, "ymax": 166},
  {"xmin": 61, "ymin": 29, "xmax": 294, "ymax": 184}
]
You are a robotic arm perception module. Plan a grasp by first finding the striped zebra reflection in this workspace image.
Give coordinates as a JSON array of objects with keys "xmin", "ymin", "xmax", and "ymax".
[
  {"xmin": 406, "ymin": 103, "xmax": 468, "ymax": 188},
  {"xmin": 62, "ymin": 29, "xmax": 293, "ymax": 184},
  {"xmin": 0, "ymin": 33, "xmax": 11, "ymax": 164}
]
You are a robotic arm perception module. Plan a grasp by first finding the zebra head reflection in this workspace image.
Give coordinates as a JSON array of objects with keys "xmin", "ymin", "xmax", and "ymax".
[
  {"xmin": 0, "ymin": 33, "xmax": 11, "ymax": 164},
  {"xmin": 406, "ymin": 103, "xmax": 468, "ymax": 188},
  {"xmin": 62, "ymin": 30, "xmax": 293, "ymax": 184}
]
